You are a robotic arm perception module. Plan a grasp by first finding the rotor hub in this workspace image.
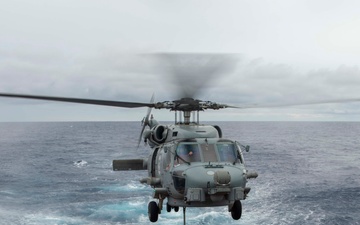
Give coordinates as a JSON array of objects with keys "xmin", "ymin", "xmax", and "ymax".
[{"xmin": 154, "ymin": 98, "xmax": 228, "ymax": 112}]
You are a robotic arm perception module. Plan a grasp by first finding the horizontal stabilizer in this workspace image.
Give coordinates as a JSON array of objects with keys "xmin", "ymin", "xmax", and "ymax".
[{"xmin": 112, "ymin": 159, "xmax": 147, "ymax": 171}]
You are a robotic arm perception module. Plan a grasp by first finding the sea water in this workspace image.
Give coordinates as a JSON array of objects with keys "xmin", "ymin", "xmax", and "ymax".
[{"xmin": 0, "ymin": 121, "xmax": 359, "ymax": 225}]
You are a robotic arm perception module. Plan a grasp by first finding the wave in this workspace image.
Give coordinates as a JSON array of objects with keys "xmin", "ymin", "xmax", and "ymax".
[
  {"xmin": 73, "ymin": 160, "xmax": 88, "ymax": 167},
  {"xmin": 98, "ymin": 181, "xmax": 150, "ymax": 193}
]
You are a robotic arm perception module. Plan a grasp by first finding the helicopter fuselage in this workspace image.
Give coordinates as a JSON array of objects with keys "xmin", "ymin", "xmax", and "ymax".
[{"xmin": 150, "ymin": 137, "xmax": 250, "ymax": 208}]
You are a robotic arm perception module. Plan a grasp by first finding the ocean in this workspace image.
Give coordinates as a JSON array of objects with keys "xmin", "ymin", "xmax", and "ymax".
[{"xmin": 0, "ymin": 121, "xmax": 359, "ymax": 225}]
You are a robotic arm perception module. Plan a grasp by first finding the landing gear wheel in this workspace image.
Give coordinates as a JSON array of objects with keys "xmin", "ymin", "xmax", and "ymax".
[
  {"xmin": 166, "ymin": 203, "xmax": 171, "ymax": 212},
  {"xmin": 174, "ymin": 206, "xmax": 179, "ymax": 212},
  {"xmin": 231, "ymin": 200, "xmax": 242, "ymax": 220},
  {"xmin": 148, "ymin": 201, "xmax": 159, "ymax": 222}
]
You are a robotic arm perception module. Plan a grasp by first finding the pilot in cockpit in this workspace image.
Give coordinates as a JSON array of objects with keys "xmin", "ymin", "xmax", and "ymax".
[{"xmin": 176, "ymin": 144, "xmax": 201, "ymax": 164}]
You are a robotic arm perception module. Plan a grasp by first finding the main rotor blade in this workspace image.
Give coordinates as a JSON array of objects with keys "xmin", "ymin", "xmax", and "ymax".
[
  {"xmin": 231, "ymin": 98, "xmax": 360, "ymax": 109},
  {"xmin": 0, "ymin": 93, "xmax": 154, "ymax": 108},
  {"xmin": 149, "ymin": 53, "xmax": 239, "ymax": 99}
]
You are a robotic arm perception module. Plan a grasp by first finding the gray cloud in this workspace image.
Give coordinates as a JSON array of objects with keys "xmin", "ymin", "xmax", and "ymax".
[{"xmin": 1, "ymin": 0, "xmax": 360, "ymax": 121}]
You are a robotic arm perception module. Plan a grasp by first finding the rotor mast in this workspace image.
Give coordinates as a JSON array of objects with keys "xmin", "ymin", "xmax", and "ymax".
[
  {"xmin": 176, "ymin": 110, "xmax": 199, "ymax": 125},
  {"xmin": 164, "ymin": 97, "xmax": 227, "ymax": 125}
]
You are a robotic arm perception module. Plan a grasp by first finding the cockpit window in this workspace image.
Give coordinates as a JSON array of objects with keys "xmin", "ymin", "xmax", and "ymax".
[
  {"xmin": 175, "ymin": 143, "xmax": 201, "ymax": 164},
  {"xmin": 217, "ymin": 143, "xmax": 238, "ymax": 162},
  {"xmin": 200, "ymin": 143, "xmax": 217, "ymax": 162},
  {"xmin": 174, "ymin": 141, "xmax": 241, "ymax": 164}
]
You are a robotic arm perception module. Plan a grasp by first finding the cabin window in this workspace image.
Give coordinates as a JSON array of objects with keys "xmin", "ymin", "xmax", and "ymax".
[
  {"xmin": 217, "ymin": 143, "xmax": 238, "ymax": 162},
  {"xmin": 175, "ymin": 143, "xmax": 201, "ymax": 164}
]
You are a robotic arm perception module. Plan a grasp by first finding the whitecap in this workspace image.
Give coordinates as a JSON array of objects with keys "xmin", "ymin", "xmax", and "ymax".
[
  {"xmin": 74, "ymin": 160, "xmax": 88, "ymax": 167},
  {"xmin": 99, "ymin": 182, "xmax": 150, "ymax": 193},
  {"xmin": 23, "ymin": 212, "xmax": 86, "ymax": 225},
  {"xmin": 0, "ymin": 190, "xmax": 15, "ymax": 195}
]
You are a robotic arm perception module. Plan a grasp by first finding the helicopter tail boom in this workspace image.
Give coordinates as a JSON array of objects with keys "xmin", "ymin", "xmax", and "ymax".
[{"xmin": 112, "ymin": 159, "xmax": 147, "ymax": 171}]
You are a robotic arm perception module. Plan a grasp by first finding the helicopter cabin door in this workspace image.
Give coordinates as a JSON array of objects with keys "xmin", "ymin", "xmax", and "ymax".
[{"xmin": 150, "ymin": 147, "xmax": 160, "ymax": 178}]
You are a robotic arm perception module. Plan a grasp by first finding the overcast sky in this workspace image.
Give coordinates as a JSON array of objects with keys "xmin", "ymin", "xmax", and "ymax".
[{"xmin": 1, "ymin": 0, "xmax": 360, "ymax": 122}]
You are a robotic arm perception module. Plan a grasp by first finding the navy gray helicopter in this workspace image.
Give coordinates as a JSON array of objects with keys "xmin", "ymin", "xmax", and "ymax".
[{"xmin": 2, "ymin": 53, "xmax": 360, "ymax": 224}]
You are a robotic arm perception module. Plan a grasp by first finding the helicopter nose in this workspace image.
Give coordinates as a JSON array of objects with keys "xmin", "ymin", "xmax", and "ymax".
[
  {"xmin": 182, "ymin": 166, "xmax": 246, "ymax": 203},
  {"xmin": 183, "ymin": 167, "xmax": 244, "ymax": 189}
]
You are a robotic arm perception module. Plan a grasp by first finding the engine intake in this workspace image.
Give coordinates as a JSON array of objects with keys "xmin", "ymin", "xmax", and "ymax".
[{"xmin": 152, "ymin": 125, "xmax": 168, "ymax": 143}]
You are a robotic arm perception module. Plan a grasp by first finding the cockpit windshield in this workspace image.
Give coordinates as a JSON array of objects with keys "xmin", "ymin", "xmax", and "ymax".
[
  {"xmin": 174, "ymin": 141, "xmax": 241, "ymax": 164},
  {"xmin": 217, "ymin": 143, "xmax": 237, "ymax": 162},
  {"xmin": 175, "ymin": 143, "xmax": 201, "ymax": 164}
]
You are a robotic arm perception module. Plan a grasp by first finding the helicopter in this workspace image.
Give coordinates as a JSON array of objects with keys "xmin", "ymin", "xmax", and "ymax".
[{"xmin": 0, "ymin": 92, "xmax": 258, "ymax": 223}]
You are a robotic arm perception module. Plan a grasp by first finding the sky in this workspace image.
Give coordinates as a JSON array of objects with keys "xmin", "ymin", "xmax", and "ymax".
[{"xmin": 1, "ymin": 0, "xmax": 360, "ymax": 122}]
